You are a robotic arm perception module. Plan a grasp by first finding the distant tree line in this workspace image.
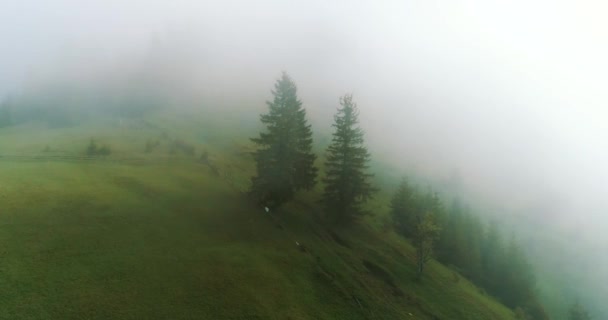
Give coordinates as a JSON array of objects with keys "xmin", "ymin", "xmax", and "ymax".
[
  {"xmin": 249, "ymin": 72, "xmax": 554, "ymax": 320},
  {"xmin": 390, "ymin": 178, "xmax": 549, "ymax": 319},
  {"xmin": 0, "ymin": 84, "xmax": 165, "ymax": 129}
]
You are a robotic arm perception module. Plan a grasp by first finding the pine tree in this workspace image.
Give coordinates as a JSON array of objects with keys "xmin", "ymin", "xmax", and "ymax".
[
  {"xmin": 436, "ymin": 199, "xmax": 467, "ymax": 269},
  {"xmin": 390, "ymin": 177, "xmax": 417, "ymax": 236},
  {"xmin": 413, "ymin": 212, "xmax": 441, "ymax": 278},
  {"xmin": 322, "ymin": 94, "xmax": 375, "ymax": 223},
  {"xmin": 526, "ymin": 299, "xmax": 550, "ymax": 320},
  {"xmin": 568, "ymin": 302, "xmax": 592, "ymax": 320},
  {"xmin": 250, "ymin": 72, "xmax": 317, "ymax": 208},
  {"xmin": 417, "ymin": 188, "xmax": 444, "ymax": 219},
  {"xmin": 500, "ymin": 237, "xmax": 536, "ymax": 308},
  {"xmin": 461, "ymin": 212, "xmax": 483, "ymax": 282},
  {"xmin": 480, "ymin": 221, "xmax": 505, "ymax": 293}
]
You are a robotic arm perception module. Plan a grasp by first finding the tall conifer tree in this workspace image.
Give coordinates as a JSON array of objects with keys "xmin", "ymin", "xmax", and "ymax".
[
  {"xmin": 250, "ymin": 72, "xmax": 317, "ymax": 208},
  {"xmin": 413, "ymin": 212, "xmax": 441, "ymax": 278},
  {"xmin": 322, "ymin": 94, "xmax": 375, "ymax": 223},
  {"xmin": 390, "ymin": 177, "xmax": 417, "ymax": 236}
]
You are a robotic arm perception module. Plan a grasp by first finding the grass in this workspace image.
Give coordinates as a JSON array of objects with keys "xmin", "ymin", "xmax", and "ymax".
[{"xmin": 0, "ymin": 112, "xmax": 517, "ymax": 319}]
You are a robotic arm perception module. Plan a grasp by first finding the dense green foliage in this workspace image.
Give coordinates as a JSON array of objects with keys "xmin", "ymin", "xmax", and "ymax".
[
  {"xmin": 322, "ymin": 94, "xmax": 375, "ymax": 223},
  {"xmin": 568, "ymin": 302, "xmax": 592, "ymax": 320},
  {"xmin": 390, "ymin": 177, "xmax": 418, "ymax": 236},
  {"xmin": 390, "ymin": 181, "xmax": 549, "ymax": 319},
  {"xmin": 412, "ymin": 212, "xmax": 441, "ymax": 278},
  {"xmin": 250, "ymin": 73, "xmax": 318, "ymax": 208},
  {"xmin": 390, "ymin": 179, "xmax": 442, "ymax": 278},
  {"xmin": 436, "ymin": 203, "xmax": 548, "ymax": 319}
]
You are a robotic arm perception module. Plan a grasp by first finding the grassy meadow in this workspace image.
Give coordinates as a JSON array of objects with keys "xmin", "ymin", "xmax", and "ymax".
[{"xmin": 0, "ymin": 111, "xmax": 517, "ymax": 319}]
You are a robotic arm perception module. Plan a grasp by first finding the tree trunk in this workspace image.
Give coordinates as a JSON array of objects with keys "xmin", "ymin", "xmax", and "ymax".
[{"xmin": 416, "ymin": 259, "xmax": 424, "ymax": 279}]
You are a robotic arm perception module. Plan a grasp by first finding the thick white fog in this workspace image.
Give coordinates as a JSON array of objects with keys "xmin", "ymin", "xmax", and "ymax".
[{"xmin": 1, "ymin": 0, "xmax": 607, "ymax": 313}]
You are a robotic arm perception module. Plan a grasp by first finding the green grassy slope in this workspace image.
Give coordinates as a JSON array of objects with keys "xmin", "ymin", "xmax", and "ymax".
[{"xmin": 0, "ymin": 113, "xmax": 517, "ymax": 319}]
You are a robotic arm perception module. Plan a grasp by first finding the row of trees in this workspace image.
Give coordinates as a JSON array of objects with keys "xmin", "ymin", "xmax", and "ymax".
[
  {"xmin": 250, "ymin": 72, "xmax": 375, "ymax": 224},
  {"xmin": 249, "ymin": 73, "xmax": 579, "ymax": 320},
  {"xmin": 390, "ymin": 179, "xmax": 549, "ymax": 319}
]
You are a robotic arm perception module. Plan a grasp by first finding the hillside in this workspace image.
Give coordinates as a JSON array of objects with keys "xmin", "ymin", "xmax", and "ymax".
[{"xmin": 0, "ymin": 112, "xmax": 518, "ymax": 319}]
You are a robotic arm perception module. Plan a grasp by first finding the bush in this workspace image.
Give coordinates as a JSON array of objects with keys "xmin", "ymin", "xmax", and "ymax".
[
  {"xmin": 86, "ymin": 139, "xmax": 111, "ymax": 156},
  {"xmin": 144, "ymin": 139, "xmax": 160, "ymax": 153},
  {"xmin": 86, "ymin": 139, "xmax": 98, "ymax": 156},
  {"xmin": 98, "ymin": 145, "xmax": 111, "ymax": 156}
]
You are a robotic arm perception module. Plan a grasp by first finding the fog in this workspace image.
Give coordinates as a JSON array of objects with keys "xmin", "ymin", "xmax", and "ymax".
[{"xmin": 2, "ymin": 0, "xmax": 607, "ymax": 316}]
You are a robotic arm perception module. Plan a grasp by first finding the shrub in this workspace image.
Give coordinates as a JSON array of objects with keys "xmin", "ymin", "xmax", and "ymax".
[
  {"xmin": 86, "ymin": 139, "xmax": 98, "ymax": 156},
  {"xmin": 98, "ymin": 145, "xmax": 111, "ymax": 156},
  {"xmin": 86, "ymin": 139, "xmax": 111, "ymax": 156},
  {"xmin": 144, "ymin": 139, "xmax": 160, "ymax": 153}
]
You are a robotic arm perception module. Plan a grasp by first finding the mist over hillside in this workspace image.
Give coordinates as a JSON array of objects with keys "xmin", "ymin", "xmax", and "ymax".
[{"xmin": 1, "ymin": 1, "xmax": 607, "ymax": 319}]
